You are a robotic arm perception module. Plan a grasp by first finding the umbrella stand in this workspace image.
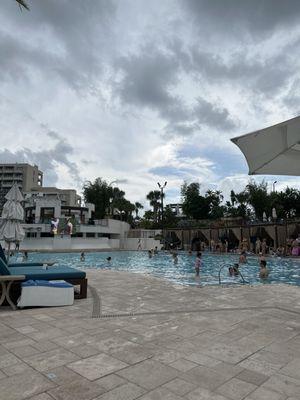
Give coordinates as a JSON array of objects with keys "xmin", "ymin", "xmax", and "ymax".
[{"xmin": 7, "ymin": 242, "xmax": 11, "ymax": 262}]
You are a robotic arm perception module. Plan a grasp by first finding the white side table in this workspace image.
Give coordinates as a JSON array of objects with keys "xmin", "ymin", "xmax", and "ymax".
[{"xmin": 0, "ymin": 275, "xmax": 25, "ymax": 311}]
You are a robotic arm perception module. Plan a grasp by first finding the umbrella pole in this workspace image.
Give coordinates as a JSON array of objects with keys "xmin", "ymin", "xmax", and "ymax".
[{"xmin": 7, "ymin": 242, "xmax": 10, "ymax": 262}]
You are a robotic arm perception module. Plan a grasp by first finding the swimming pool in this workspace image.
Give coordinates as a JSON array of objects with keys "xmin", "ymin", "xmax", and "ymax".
[{"xmin": 17, "ymin": 251, "xmax": 300, "ymax": 287}]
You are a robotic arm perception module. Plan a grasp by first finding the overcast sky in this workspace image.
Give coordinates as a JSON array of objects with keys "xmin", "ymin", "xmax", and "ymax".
[{"xmin": 1, "ymin": 0, "xmax": 300, "ymax": 207}]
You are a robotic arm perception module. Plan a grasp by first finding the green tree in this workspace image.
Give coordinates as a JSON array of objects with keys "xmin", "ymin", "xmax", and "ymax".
[
  {"xmin": 83, "ymin": 178, "xmax": 113, "ymax": 219},
  {"xmin": 275, "ymin": 187, "xmax": 300, "ymax": 218},
  {"xmin": 140, "ymin": 210, "xmax": 155, "ymax": 229},
  {"xmin": 205, "ymin": 190, "xmax": 224, "ymax": 219},
  {"xmin": 181, "ymin": 182, "xmax": 210, "ymax": 220},
  {"xmin": 225, "ymin": 190, "xmax": 250, "ymax": 218},
  {"xmin": 245, "ymin": 180, "xmax": 271, "ymax": 219},
  {"xmin": 16, "ymin": 0, "xmax": 29, "ymax": 10},
  {"xmin": 163, "ymin": 205, "xmax": 177, "ymax": 228},
  {"xmin": 146, "ymin": 190, "xmax": 162, "ymax": 222},
  {"xmin": 134, "ymin": 202, "xmax": 144, "ymax": 218}
]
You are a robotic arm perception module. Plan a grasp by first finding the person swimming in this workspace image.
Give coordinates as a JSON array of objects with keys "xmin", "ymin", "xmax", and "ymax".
[
  {"xmin": 106, "ymin": 256, "xmax": 112, "ymax": 262},
  {"xmin": 148, "ymin": 250, "xmax": 152, "ymax": 258},
  {"xmin": 239, "ymin": 251, "xmax": 247, "ymax": 263},
  {"xmin": 228, "ymin": 263, "xmax": 239, "ymax": 276},
  {"xmin": 259, "ymin": 259, "xmax": 269, "ymax": 279},
  {"xmin": 80, "ymin": 252, "xmax": 85, "ymax": 261}
]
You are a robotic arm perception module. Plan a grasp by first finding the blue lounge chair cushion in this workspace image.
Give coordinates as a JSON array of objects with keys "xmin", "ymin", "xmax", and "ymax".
[
  {"xmin": 9, "ymin": 262, "xmax": 45, "ymax": 267},
  {"xmin": 9, "ymin": 266, "xmax": 86, "ymax": 280}
]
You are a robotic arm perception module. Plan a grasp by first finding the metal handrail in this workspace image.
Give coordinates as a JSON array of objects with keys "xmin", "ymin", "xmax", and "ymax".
[{"xmin": 218, "ymin": 264, "xmax": 249, "ymax": 285}]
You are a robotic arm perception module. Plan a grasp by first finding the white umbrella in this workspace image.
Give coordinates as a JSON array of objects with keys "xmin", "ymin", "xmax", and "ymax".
[
  {"xmin": 231, "ymin": 115, "xmax": 300, "ymax": 175},
  {"xmin": 272, "ymin": 208, "xmax": 277, "ymax": 219},
  {"xmin": 0, "ymin": 183, "xmax": 25, "ymax": 260},
  {"xmin": 263, "ymin": 212, "xmax": 267, "ymax": 222}
]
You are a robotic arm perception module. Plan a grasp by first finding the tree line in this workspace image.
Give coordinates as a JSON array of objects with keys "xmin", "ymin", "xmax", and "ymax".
[
  {"xmin": 181, "ymin": 180, "xmax": 300, "ymax": 222},
  {"xmin": 83, "ymin": 177, "xmax": 300, "ymax": 228}
]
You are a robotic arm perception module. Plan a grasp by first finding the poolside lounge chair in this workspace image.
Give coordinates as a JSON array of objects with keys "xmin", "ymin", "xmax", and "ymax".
[
  {"xmin": 0, "ymin": 244, "xmax": 45, "ymax": 268},
  {"xmin": 0, "ymin": 257, "xmax": 87, "ymax": 300}
]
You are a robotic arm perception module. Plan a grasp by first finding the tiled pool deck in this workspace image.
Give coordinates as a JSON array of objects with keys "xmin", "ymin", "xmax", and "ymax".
[{"xmin": 0, "ymin": 269, "xmax": 300, "ymax": 400}]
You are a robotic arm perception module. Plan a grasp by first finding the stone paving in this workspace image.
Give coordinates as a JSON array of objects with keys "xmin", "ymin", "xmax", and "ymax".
[{"xmin": 0, "ymin": 269, "xmax": 300, "ymax": 399}]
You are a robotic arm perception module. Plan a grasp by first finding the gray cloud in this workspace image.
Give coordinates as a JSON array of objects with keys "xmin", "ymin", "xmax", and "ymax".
[
  {"xmin": 182, "ymin": 0, "xmax": 300, "ymax": 37},
  {"xmin": 116, "ymin": 47, "xmax": 180, "ymax": 109},
  {"xmin": 0, "ymin": 130, "xmax": 81, "ymax": 187},
  {"xmin": 0, "ymin": 0, "xmax": 116, "ymax": 91},
  {"xmin": 193, "ymin": 98, "xmax": 236, "ymax": 130},
  {"xmin": 115, "ymin": 44, "xmax": 238, "ymax": 137}
]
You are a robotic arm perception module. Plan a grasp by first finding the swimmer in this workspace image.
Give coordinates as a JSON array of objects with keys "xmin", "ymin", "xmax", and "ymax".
[
  {"xmin": 259, "ymin": 259, "xmax": 269, "ymax": 279},
  {"xmin": 195, "ymin": 252, "xmax": 202, "ymax": 276},
  {"xmin": 239, "ymin": 251, "xmax": 247, "ymax": 264},
  {"xmin": 154, "ymin": 246, "xmax": 158, "ymax": 255},
  {"xmin": 148, "ymin": 250, "xmax": 152, "ymax": 258},
  {"xmin": 172, "ymin": 253, "xmax": 178, "ymax": 264},
  {"xmin": 228, "ymin": 263, "xmax": 239, "ymax": 277},
  {"xmin": 80, "ymin": 252, "xmax": 85, "ymax": 262},
  {"xmin": 106, "ymin": 256, "xmax": 112, "ymax": 263}
]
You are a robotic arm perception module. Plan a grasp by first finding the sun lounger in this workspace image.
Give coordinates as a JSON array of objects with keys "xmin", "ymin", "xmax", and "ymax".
[
  {"xmin": 0, "ymin": 244, "xmax": 45, "ymax": 268},
  {"xmin": 0, "ymin": 256, "xmax": 87, "ymax": 300}
]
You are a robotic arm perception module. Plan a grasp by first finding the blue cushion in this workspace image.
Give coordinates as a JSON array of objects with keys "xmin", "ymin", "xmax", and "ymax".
[
  {"xmin": 9, "ymin": 262, "xmax": 44, "ymax": 267},
  {"xmin": 9, "ymin": 266, "xmax": 86, "ymax": 280},
  {"xmin": 0, "ymin": 257, "xmax": 10, "ymax": 275},
  {"xmin": 22, "ymin": 280, "xmax": 73, "ymax": 288}
]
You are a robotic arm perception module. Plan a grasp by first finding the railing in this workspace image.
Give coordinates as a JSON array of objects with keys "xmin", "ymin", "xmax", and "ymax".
[{"xmin": 218, "ymin": 264, "xmax": 248, "ymax": 285}]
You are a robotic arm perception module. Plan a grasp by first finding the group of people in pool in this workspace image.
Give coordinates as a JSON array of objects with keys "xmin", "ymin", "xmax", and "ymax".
[{"xmin": 192, "ymin": 250, "xmax": 269, "ymax": 279}]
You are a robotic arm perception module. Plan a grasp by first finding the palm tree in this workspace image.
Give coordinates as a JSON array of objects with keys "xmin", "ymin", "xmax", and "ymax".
[
  {"xmin": 16, "ymin": 0, "xmax": 30, "ymax": 10},
  {"xmin": 146, "ymin": 190, "xmax": 164, "ymax": 223},
  {"xmin": 134, "ymin": 202, "xmax": 143, "ymax": 218}
]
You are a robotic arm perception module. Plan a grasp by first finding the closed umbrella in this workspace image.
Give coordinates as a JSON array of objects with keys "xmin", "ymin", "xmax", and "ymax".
[
  {"xmin": 231, "ymin": 115, "xmax": 300, "ymax": 175},
  {"xmin": 263, "ymin": 212, "xmax": 267, "ymax": 222},
  {"xmin": 272, "ymin": 208, "xmax": 277, "ymax": 220},
  {"xmin": 0, "ymin": 183, "xmax": 25, "ymax": 261}
]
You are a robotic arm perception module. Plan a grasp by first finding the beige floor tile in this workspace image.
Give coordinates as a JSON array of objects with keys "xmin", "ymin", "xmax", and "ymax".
[{"xmin": 68, "ymin": 353, "xmax": 128, "ymax": 380}]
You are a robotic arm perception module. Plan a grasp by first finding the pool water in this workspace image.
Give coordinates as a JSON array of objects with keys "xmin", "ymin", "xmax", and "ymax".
[{"xmin": 16, "ymin": 251, "xmax": 300, "ymax": 287}]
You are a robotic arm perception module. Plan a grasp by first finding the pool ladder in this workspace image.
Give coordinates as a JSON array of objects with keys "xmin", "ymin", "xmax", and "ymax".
[{"xmin": 218, "ymin": 264, "xmax": 249, "ymax": 285}]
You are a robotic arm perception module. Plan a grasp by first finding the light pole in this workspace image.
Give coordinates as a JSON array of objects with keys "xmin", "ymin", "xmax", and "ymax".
[
  {"xmin": 272, "ymin": 181, "xmax": 277, "ymax": 192},
  {"xmin": 157, "ymin": 181, "xmax": 167, "ymax": 231}
]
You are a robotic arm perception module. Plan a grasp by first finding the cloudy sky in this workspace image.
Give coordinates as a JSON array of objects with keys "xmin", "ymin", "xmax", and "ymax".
[{"xmin": 1, "ymin": 0, "xmax": 300, "ymax": 208}]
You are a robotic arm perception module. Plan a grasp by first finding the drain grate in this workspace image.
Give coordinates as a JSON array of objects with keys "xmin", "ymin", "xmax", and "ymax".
[{"xmin": 88, "ymin": 285, "xmax": 102, "ymax": 318}]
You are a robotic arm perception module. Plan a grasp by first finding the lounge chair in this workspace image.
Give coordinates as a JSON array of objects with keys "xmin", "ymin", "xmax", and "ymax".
[
  {"xmin": 0, "ymin": 244, "xmax": 45, "ymax": 268},
  {"xmin": 0, "ymin": 257, "xmax": 87, "ymax": 300}
]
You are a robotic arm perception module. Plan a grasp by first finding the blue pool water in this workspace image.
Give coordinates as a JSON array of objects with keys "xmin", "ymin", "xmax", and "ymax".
[{"xmin": 16, "ymin": 251, "xmax": 300, "ymax": 286}]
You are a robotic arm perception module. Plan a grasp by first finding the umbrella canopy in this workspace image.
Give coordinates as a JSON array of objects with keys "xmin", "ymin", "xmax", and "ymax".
[
  {"xmin": 0, "ymin": 183, "xmax": 25, "ymax": 243},
  {"xmin": 231, "ymin": 116, "xmax": 300, "ymax": 175}
]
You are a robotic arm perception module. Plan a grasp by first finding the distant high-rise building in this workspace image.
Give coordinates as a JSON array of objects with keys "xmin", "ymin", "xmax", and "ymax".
[{"xmin": 0, "ymin": 163, "xmax": 43, "ymax": 211}]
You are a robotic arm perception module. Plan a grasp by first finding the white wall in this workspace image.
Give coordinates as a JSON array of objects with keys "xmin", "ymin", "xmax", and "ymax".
[
  {"xmin": 123, "ymin": 238, "xmax": 162, "ymax": 251},
  {"xmin": 18, "ymin": 237, "xmax": 120, "ymax": 251}
]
